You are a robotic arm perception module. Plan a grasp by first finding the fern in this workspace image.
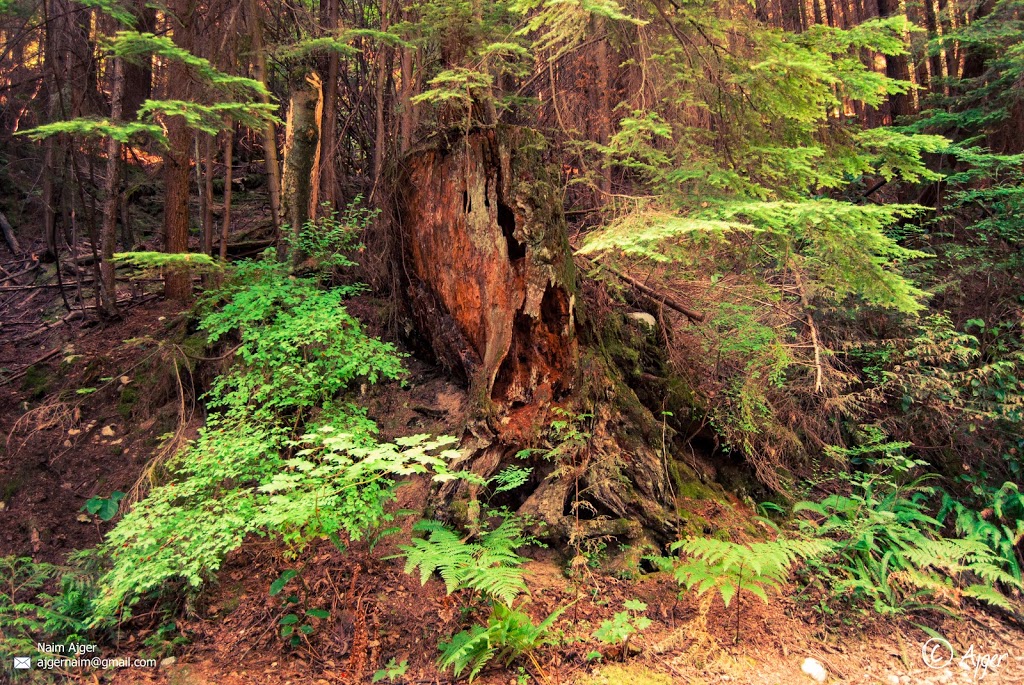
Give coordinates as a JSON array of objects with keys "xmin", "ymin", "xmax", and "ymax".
[
  {"xmin": 397, "ymin": 517, "xmax": 529, "ymax": 605},
  {"xmin": 657, "ymin": 536, "xmax": 829, "ymax": 641},
  {"xmin": 437, "ymin": 602, "xmax": 566, "ymax": 681}
]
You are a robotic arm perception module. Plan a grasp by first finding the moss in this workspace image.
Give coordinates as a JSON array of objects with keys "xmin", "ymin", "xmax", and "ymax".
[
  {"xmin": 20, "ymin": 365, "xmax": 53, "ymax": 399},
  {"xmin": 118, "ymin": 386, "xmax": 140, "ymax": 419},
  {"xmin": 578, "ymin": 664, "xmax": 675, "ymax": 685}
]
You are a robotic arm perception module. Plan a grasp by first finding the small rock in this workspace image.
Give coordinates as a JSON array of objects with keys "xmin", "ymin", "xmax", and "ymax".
[
  {"xmin": 887, "ymin": 676, "xmax": 901, "ymax": 685},
  {"xmin": 801, "ymin": 657, "xmax": 828, "ymax": 683},
  {"xmin": 626, "ymin": 311, "xmax": 657, "ymax": 328},
  {"xmin": 159, "ymin": 657, "xmax": 176, "ymax": 669}
]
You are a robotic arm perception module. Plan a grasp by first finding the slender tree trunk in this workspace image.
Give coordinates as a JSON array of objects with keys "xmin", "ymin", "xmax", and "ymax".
[
  {"xmin": 877, "ymin": 0, "xmax": 915, "ymax": 120},
  {"xmin": 203, "ymin": 135, "xmax": 214, "ymax": 255},
  {"xmin": 163, "ymin": 0, "xmax": 196, "ymax": 302},
  {"xmin": 371, "ymin": 0, "xmax": 391, "ymax": 200},
  {"xmin": 246, "ymin": 0, "xmax": 283, "ymax": 245},
  {"xmin": 318, "ymin": 0, "xmax": 339, "ymax": 214},
  {"xmin": 123, "ymin": 0, "xmax": 155, "ymax": 120},
  {"xmin": 99, "ymin": 57, "xmax": 124, "ymax": 318},
  {"xmin": 594, "ymin": 15, "xmax": 612, "ymax": 201},
  {"xmin": 399, "ymin": 42, "xmax": 414, "ymax": 152},
  {"xmin": 220, "ymin": 125, "xmax": 234, "ymax": 261}
]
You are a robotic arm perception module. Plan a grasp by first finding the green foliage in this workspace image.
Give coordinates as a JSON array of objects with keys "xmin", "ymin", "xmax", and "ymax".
[
  {"xmin": 83, "ymin": 490, "xmax": 126, "ymax": 522},
  {"xmin": 437, "ymin": 602, "xmax": 566, "ymax": 681},
  {"xmin": 0, "ymin": 557, "xmax": 96, "ymax": 680},
  {"xmin": 592, "ymin": 599, "xmax": 651, "ymax": 657},
  {"xmin": 373, "ymin": 658, "xmax": 410, "ymax": 683},
  {"xmin": 654, "ymin": 536, "xmax": 827, "ymax": 641},
  {"xmin": 398, "ymin": 517, "xmax": 530, "ymax": 605},
  {"xmin": 92, "ymin": 254, "xmax": 464, "ymax": 620},
  {"xmin": 795, "ymin": 446, "xmax": 1023, "ymax": 616},
  {"xmin": 286, "ymin": 196, "xmax": 379, "ymax": 281},
  {"xmin": 662, "ymin": 537, "xmax": 829, "ymax": 609},
  {"xmin": 114, "ymin": 251, "xmax": 222, "ymax": 273}
]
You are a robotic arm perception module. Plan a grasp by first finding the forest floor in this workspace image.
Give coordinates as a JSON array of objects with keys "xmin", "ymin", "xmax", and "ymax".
[{"xmin": 3, "ymin": 285, "xmax": 1024, "ymax": 685}]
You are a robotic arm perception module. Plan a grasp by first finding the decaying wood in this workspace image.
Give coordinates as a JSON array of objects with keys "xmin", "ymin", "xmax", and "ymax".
[
  {"xmin": 399, "ymin": 126, "xmax": 577, "ymax": 441},
  {"xmin": 397, "ymin": 126, "xmax": 682, "ymax": 544},
  {"xmin": 0, "ymin": 211, "xmax": 21, "ymax": 255}
]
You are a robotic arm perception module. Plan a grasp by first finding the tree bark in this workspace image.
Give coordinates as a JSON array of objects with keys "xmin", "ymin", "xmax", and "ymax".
[
  {"xmin": 246, "ymin": 0, "xmax": 283, "ymax": 245},
  {"xmin": 123, "ymin": 0, "xmax": 155, "ymax": 120},
  {"xmin": 282, "ymin": 74, "xmax": 321, "ymax": 265},
  {"xmin": 220, "ymin": 125, "xmax": 234, "ymax": 261},
  {"xmin": 396, "ymin": 126, "xmax": 680, "ymax": 543},
  {"xmin": 877, "ymin": 0, "xmax": 915, "ymax": 121},
  {"xmin": 163, "ymin": 0, "xmax": 196, "ymax": 302},
  {"xmin": 99, "ymin": 56, "xmax": 124, "ymax": 318},
  {"xmin": 317, "ymin": 0, "xmax": 339, "ymax": 214}
]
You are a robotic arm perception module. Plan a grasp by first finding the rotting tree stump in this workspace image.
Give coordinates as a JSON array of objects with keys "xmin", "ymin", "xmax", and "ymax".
[{"xmin": 397, "ymin": 126, "xmax": 678, "ymax": 545}]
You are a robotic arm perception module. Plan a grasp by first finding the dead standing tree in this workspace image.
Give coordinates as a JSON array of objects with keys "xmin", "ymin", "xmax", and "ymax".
[{"xmin": 396, "ymin": 126, "xmax": 678, "ymax": 545}]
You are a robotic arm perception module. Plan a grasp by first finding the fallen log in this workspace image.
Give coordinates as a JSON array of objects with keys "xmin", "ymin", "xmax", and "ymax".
[{"xmin": 0, "ymin": 211, "xmax": 20, "ymax": 255}]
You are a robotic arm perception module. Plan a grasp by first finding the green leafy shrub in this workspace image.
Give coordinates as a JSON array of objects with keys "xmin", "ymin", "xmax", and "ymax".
[
  {"xmin": 398, "ymin": 517, "xmax": 530, "ymax": 605},
  {"xmin": 0, "ymin": 557, "xmax": 96, "ymax": 681},
  {"xmin": 592, "ymin": 599, "xmax": 651, "ymax": 659},
  {"xmin": 91, "ymin": 254, "xmax": 463, "ymax": 621},
  {"xmin": 795, "ymin": 443, "xmax": 1023, "ymax": 616}
]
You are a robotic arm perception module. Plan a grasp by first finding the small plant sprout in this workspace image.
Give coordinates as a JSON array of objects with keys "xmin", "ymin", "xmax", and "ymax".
[{"xmin": 592, "ymin": 599, "xmax": 652, "ymax": 660}]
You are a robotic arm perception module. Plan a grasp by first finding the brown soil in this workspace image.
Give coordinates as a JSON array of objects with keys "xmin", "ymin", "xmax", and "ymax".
[{"xmin": 2, "ymin": 284, "xmax": 1023, "ymax": 685}]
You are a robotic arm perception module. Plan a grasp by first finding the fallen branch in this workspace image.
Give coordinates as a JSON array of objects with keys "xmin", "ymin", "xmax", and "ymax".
[
  {"xmin": 0, "ymin": 347, "xmax": 61, "ymax": 387},
  {"xmin": 577, "ymin": 254, "xmax": 706, "ymax": 322},
  {"xmin": 0, "ymin": 211, "xmax": 20, "ymax": 255}
]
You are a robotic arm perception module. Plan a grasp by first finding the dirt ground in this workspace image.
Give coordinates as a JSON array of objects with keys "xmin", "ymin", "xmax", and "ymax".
[{"xmin": 3, "ymin": 283, "xmax": 1023, "ymax": 685}]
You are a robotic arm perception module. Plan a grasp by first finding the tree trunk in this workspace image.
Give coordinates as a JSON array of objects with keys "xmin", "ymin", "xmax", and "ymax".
[
  {"xmin": 220, "ymin": 125, "xmax": 234, "ymax": 261},
  {"xmin": 163, "ymin": 0, "xmax": 196, "ymax": 302},
  {"xmin": 246, "ymin": 0, "xmax": 283, "ymax": 244},
  {"xmin": 317, "ymin": 0, "xmax": 339, "ymax": 214},
  {"xmin": 396, "ymin": 126, "xmax": 678, "ymax": 544},
  {"xmin": 123, "ymin": 0, "xmax": 155, "ymax": 120},
  {"xmin": 282, "ymin": 74, "xmax": 321, "ymax": 265},
  {"xmin": 99, "ymin": 56, "xmax": 124, "ymax": 318},
  {"xmin": 203, "ymin": 134, "xmax": 215, "ymax": 255},
  {"xmin": 877, "ymin": 0, "xmax": 915, "ymax": 121}
]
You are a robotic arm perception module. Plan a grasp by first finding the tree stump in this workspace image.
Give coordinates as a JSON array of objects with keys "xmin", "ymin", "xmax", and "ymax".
[{"xmin": 397, "ymin": 126, "xmax": 678, "ymax": 544}]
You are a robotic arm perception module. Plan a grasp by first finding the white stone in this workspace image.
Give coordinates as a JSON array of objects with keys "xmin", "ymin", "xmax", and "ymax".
[
  {"xmin": 801, "ymin": 657, "xmax": 828, "ymax": 682},
  {"xmin": 159, "ymin": 657, "xmax": 176, "ymax": 669},
  {"xmin": 626, "ymin": 311, "xmax": 657, "ymax": 328}
]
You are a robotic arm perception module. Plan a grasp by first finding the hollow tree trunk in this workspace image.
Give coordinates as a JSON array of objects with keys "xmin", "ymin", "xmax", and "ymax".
[{"xmin": 397, "ymin": 126, "xmax": 677, "ymax": 544}]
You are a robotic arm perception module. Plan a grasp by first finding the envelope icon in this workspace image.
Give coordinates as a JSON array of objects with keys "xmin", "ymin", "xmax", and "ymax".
[{"xmin": 13, "ymin": 656, "xmax": 32, "ymax": 669}]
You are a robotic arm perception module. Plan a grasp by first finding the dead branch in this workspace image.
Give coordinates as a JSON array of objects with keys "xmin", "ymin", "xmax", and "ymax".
[
  {"xmin": 577, "ymin": 254, "xmax": 706, "ymax": 322},
  {"xmin": 0, "ymin": 211, "xmax": 20, "ymax": 255},
  {"xmin": 0, "ymin": 347, "xmax": 61, "ymax": 387}
]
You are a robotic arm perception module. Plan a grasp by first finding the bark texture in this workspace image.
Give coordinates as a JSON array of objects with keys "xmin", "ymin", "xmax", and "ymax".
[
  {"xmin": 282, "ymin": 74, "xmax": 321, "ymax": 264},
  {"xmin": 397, "ymin": 126, "xmax": 680, "ymax": 544},
  {"xmin": 400, "ymin": 127, "xmax": 576, "ymax": 441}
]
